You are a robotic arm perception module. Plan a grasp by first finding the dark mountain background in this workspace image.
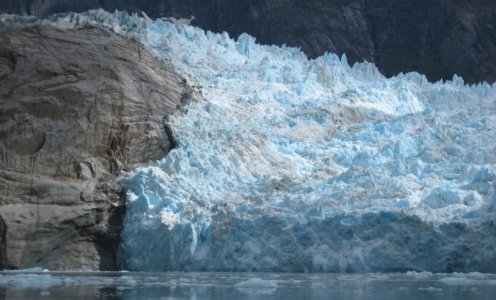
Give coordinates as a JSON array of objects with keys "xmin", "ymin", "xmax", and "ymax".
[{"xmin": 1, "ymin": 0, "xmax": 495, "ymax": 83}]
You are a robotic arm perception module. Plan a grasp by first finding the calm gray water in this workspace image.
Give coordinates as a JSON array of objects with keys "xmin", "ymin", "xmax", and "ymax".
[{"xmin": 1, "ymin": 271, "xmax": 496, "ymax": 299}]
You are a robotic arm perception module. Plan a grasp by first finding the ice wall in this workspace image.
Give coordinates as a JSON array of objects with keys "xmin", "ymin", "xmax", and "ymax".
[{"xmin": 2, "ymin": 10, "xmax": 496, "ymax": 272}]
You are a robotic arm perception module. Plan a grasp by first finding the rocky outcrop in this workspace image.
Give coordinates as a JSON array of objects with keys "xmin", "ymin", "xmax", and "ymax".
[
  {"xmin": 0, "ymin": 26, "xmax": 188, "ymax": 270},
  {"xmin": 1, "ymin": 0, "xmax": 495, "ymax": 83}
]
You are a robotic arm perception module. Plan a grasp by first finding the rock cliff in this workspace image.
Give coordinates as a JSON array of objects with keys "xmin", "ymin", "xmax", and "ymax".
[
  {"xmin": 0, "ymin": 216, "xmax": 5, "ymax": 269},
  {"xmin": 0, "ymin": 26, "xmax": 188, "ymax": 270},
  {"xmin": 1, "ymin": 0, "xmax": 495, "ymax": 83}
]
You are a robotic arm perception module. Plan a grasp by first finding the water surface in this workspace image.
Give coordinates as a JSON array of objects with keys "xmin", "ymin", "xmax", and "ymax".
[{"xmin": 1, "ymin": 271, "xmax": 496, "ymax": 299}]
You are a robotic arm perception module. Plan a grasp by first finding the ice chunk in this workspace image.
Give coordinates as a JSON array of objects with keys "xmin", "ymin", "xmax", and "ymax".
[
  {"xmin": 418, "ymin": 287, "xmax": 443, "ymax": 292},
  {"xmin": 234, "ymin": 278, "xmax": 278, "ymax": 294},
  {"xmin": 234, "ymin": 278, "xmax": 278, "ymax": 289},
  {"xmin": 440, "ymin": 277, "xmax": 496, "ymax": 286},
  {"xmin": 0, "ymin": 274, "xmax": 65, "ymax": 289}
]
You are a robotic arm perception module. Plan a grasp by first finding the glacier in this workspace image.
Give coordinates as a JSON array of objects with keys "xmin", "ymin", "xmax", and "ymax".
[{"xmin": 2, "ymin": 10, "xmax": 496, "ymax": 272}]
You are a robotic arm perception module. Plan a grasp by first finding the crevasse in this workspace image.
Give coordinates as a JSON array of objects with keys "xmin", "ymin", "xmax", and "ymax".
[{"xmin": 3, "ymin": 10, "xmax": 496, "ymax": 272}]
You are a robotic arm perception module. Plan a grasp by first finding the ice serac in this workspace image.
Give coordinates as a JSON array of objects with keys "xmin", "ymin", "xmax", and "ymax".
[
  {"xmin": 2, "ymin": 0, "xmax": 496, "ymax": 84},
  {"xmin": 2, "ymin": 10, "xmax": 496, "ymax": 272},
  {"xmin": 121, "ymin": 14, "xmax": 496, "ymax": 273},
  {"xmin": 0, "ymin": 20, "xmax": 189, "ymax": 270}
]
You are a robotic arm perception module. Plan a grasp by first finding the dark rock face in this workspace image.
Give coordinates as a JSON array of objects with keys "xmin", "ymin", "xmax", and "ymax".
[
  {"xmin": 188, "ymin": 0, "xmax": 496, "ymax": 84},
  {"xmin": 0, "ymin": 26, "xmax": 187, "ymax": 270},
  {"xmin": 1, "ymin": 0, "xmax": 495, "ymax": 83},
  {"xmin": 0, "ymin": 215, "xmax": 5, "ymax": 270}
]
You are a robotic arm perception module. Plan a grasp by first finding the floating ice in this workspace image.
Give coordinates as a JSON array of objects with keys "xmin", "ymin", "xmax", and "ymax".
[
  {"xmin": 235, "ymin": 278, "xmax": 278, "ymax": 295},
  {"xmin": 5, "ymin": 267, "xmax": 49, "ymax": 273},
  {"xmin": 234, "ymin": 278, "xmax": 278, "ymax": 289},
  {"xmin": 418, "ymin": 287, "xmax": 443, "ymax": 293},
  {"xmin": 439, "ymin": 273, "xmax": 496, "ymax": 286},
  {"xmin": 2, "ymin": 10, "xmax": 496, "ymax": 272},
  {"xmin": 0, "ymin": 273, "xmax": 70, "ymax": 289}
]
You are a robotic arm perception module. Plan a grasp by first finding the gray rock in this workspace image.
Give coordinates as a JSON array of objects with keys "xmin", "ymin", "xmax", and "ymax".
[{"xmin": 0, "ymin": 26, "xmax": 188, "ymax": 270}]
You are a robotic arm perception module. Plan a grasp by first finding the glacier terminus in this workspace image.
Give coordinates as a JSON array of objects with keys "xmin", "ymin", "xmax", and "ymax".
[{"xmin": 3, "ymin": 10, "xmax": 495, "ymax": 273}]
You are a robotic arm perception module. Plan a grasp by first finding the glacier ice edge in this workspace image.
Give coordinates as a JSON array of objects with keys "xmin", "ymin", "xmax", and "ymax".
[{"xmin": 2, "ymin": 9, "xmax": 496, "ymax": 273}]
